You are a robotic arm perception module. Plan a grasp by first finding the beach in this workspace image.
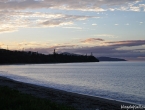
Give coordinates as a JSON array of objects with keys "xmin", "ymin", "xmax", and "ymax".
[{"xmin": 0, "ymin": 76, "xmax": 138, "ymax": 110}]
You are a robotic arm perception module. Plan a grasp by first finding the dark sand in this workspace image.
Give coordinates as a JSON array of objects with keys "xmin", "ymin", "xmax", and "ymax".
[{"xmin": 0, "ymin": 76, "xmax": 138, "ymax": 110}]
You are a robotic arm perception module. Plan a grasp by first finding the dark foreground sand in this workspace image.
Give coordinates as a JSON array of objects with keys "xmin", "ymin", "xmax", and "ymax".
[{"xmin": 0, "ymin": 76, "xmax": 137, "ymax": 110}]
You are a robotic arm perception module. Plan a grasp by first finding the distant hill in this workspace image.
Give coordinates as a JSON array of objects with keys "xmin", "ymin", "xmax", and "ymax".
[
  {"xmin": 97, "ymin": 57, "xmax": 126, "ymax": 61},
  {"xmin": 0, "ymin": 49, "xmax": 99, "ymax": 64}
]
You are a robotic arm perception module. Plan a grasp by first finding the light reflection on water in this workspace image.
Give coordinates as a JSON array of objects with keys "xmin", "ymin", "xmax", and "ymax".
[{"xmin": 0, "ymin": 62, "xmax": 145, "ymax": 105}]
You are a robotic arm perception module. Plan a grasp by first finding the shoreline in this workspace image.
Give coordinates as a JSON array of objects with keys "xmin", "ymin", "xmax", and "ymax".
[{"xmin": 0, "ymin": 76, "xmax": 138, "ymax": 110}]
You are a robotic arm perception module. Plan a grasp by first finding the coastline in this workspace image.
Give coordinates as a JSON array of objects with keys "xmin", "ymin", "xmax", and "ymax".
[{"xmin": 0, "ymin": 76, "xmax": 137, "ymax": 110}]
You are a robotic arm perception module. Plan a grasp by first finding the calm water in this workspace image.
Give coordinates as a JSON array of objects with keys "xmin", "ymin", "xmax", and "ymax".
[{"xmin": 0, "ymin": 62, "xmax": 145, "ymax": 105}]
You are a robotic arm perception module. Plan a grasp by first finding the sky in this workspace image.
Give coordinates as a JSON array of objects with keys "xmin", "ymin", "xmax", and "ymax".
[{"xmin": 0, "ymin": 0, "xmax": 145, "ymax": 61}]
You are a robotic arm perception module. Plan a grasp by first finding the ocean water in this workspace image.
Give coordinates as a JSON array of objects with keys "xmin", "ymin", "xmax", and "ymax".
[{"xmin": 0, "ymin": 62, "xmax": 145, "ymax": 105}]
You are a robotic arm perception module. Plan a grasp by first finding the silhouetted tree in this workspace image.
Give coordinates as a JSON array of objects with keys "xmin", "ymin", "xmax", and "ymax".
[{"xmin": 0, "ymin": 49, "xmax": 99, "ymax": 64}]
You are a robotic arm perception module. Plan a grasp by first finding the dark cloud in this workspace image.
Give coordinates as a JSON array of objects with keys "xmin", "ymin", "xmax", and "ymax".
[
  {"xmin": 135, "ymin": 49, "xmax": 145, "ymax": 51},
  {"xmin": 107, "ymin": 40, "xmax": 145, "ymax": 47},
  {"xmin": 25, "ymin": 44, "xmax": 77, "ymax": 54},
  {"xmin": 25, "ymin": 39, "xmax": 145, "ymax": 61},
  {"xmin": 69, "ymin": 46, "xmax": 145, "ymax": 58},
  {"xmin": 27, "ymin": 45, "xmax": 145, "ymax": 61},
  {"xmin": 81, "ymin": 38, "xmax": 104, "ymax": 43},
  {"xmin": 40, "ymin": 15, "xmax": 93, "ymax": 27}
]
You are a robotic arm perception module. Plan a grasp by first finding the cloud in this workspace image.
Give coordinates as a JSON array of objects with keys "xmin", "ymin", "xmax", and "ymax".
[
  {"xmin": 0, "ymin": 10, "xmax": 95, "ymax": 33},
  {"xmin": 25, "ymin": 44, "xmax": 78, "ymax": 54},
  {"xmin": 136, "ymin": 49, "xmax": 145, "ymax": 51},
  {"xmin": 125, "ymin": 23, "xmax": 129, "ymax": 25},
  {"xmin": 138, "ymin": 57, "xmax": 145, "ymax": 59},
  {"xmin": 0, "ymin": 11, "xmax": 34, "ymax": 33},
  {"xmin": 106, "ymin": 40, "xmax": 145, "ymax": 47},
  {"xmin": 0, "ymin": 0, "xmax": 144, "ymax": 33},
  {"xmin": 72, "ymin": 46, "xmax": 145, "ymax": 60},
  {"xmin": 81, "ymin": 38, "xmax": 104, "ymax": 44},
  {"xmin": 17, "ymin": 42, "xmax": 43, "ymax": 47},
  {"xmin": 2, "ymin": 39, "xmax": 145, "ymax": 60},
  {"xmin": 92, "ymin": 23, "xmax": 97, "ymax": 26},
  {"xmin": 139, "ymin": 22, "xmax": 143, "ymax": 25},
  {"xmin": 62, "ymin": 27, "xmax": 82, "ymax": 30},
  {"xmin": 0, "ymin": 0, "xmax": 143, "ymax": 12},
  {"xmin": 115, "ymin": 24, "xmax": 119, "ymax": 26},
  {"xmin": 0, "ymin": 27, "xmax": 17, "ymax": 33},
  {"xmin": 139, "ymin": 4, "xmax": 145, "ymax": 11},
  {"xmin": 40, "ymin": 15, "xmax": 93, "ymax": 27},
  {"xmin": 40, "ymin": 21, "xmax": 73, "ymax": 27},
  {"xmin": 57, "ymin": 39, "xmax": 145, "ymax": 60},
  {"xmin": 80, "ymin": 38, "xmax": 145, "ymax": 47},
  {"xmin": 129, "ymin": 6, "xmax": 140, "ymax": 11},
  {"xmin": 94, "ymin": 34, "xmax": 118, "ymax": 38},
  {"xmin": 25, "ymin": 43, "xmax": 145, "ymax": 60}
]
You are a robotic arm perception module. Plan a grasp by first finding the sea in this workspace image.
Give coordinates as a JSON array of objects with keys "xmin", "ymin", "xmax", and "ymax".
[{"xmin": 0, "ymin": 61, "xmax": 145, "ymax": 105}]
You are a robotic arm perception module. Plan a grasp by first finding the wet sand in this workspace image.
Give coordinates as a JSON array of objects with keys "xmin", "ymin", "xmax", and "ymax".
[{"xmin": 0, "ymin": 76, "xmax": 136, "ymax": 110}]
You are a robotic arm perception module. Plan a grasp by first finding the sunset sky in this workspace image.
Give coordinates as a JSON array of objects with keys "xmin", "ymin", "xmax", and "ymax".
[{"xmin": 0, "ymin": 0, "xmax": 145, "ymax": 60}]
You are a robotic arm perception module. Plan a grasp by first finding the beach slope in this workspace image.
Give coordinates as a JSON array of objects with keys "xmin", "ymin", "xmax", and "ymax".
[{"xmin": 0, "ymin": 76, "xmax": 135, "ymax": 110}]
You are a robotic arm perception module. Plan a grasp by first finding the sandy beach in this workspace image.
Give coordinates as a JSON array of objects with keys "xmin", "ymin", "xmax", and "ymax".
[{"xmin": 0, "ymin": 76, "xmax": 138, "ymax": 110}]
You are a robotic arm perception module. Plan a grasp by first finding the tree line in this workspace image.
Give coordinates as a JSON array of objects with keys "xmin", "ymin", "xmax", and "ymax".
[{"xmin": 0, "ymin": 49, "xmax": 99, "ymax": 64}]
